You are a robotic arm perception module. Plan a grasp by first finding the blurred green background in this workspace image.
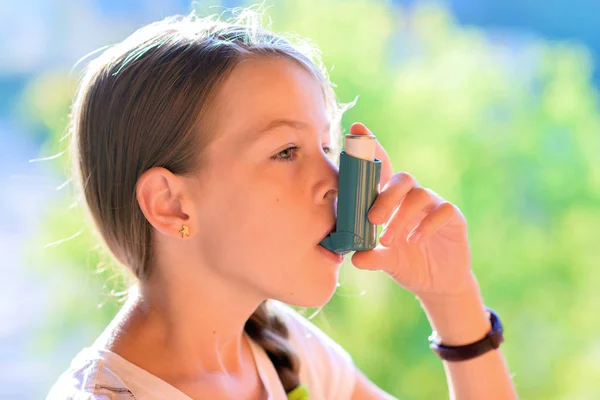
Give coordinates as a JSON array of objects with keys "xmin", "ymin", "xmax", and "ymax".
[{"xmin": 3, "ymin": 0, "xmax": 600, "ymax": 399}]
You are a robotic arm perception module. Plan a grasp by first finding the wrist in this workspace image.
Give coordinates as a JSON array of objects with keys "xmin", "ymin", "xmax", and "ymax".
[{"xmin": 417, "ymin": 273, "xmax": 491, "ymax": 346}]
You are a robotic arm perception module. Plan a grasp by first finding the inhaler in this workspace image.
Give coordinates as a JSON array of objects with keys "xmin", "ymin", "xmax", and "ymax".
[{"xmin": 319, "ymin": 133, "xmax": 382, "ymax": 255}]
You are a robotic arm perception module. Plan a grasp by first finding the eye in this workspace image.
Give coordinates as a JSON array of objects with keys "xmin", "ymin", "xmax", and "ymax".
[
  {"xmin": 271, "ymin": 145, "xmax": 332, "ymax": 163},
  {"xmin": 272, "ymin": 146, "xmax": 300, "ymax": 162}
]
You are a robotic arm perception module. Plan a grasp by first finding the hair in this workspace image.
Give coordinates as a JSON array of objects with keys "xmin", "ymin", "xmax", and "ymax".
[{"xmin": 67, "ymin": 7, "xmax": 351, "ymax": 394}]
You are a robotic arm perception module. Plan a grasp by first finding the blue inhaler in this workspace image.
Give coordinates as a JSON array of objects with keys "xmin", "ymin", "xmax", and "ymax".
[{"xmin": 319, "ymin": 133, "xmax": 382, "ymax": 255}]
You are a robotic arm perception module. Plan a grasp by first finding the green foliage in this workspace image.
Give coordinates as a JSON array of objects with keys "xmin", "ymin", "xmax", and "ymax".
[{"xmin": 27, "ymin": 1, "xmax": 600, "ymax": 398}]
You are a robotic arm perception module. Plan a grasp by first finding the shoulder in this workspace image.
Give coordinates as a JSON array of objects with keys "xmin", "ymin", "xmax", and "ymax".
[
  {"xmin": 46, "ymin": 348, "xmax": 135, "ymax": 400},
  {"xmin": 270, "ymin": 301, "xmax": 357, "ymax": 400}
]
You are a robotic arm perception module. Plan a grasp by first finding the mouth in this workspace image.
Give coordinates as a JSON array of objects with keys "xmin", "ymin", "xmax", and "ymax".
[
  {"xmin": 317, "ymin": 242, "xmax": 345, "ymax": 263},
  {"xmin": 318, "ymin": 223, "xmax": 337, "ymax": 244}
]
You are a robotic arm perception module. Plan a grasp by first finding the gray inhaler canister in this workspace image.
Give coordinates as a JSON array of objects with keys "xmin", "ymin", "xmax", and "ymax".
[{"xmin": 319, "ymin": 133, "xmax": 382, "ymax": 255}]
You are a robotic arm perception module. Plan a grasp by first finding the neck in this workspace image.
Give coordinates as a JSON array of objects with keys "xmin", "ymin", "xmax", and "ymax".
[{"xmin": 95, "ymin": 265, "xmax": 266, "ymax": 381}]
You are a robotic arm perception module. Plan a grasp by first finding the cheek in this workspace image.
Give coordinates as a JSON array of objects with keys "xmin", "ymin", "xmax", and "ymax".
[
  {"xmin": 202, "ymin": 174, "xmax": 300, "ymax": 251},
  {"xmin": 196, "ymin": 180, "xmax": 340, "ymax": 301},
  {"xmin": 197, "ymin": 160, "xmax": 318, "ymax": 268},
  {"xmin": 236, "ymin": 195, "xmax": 301, "ymax": 250}
]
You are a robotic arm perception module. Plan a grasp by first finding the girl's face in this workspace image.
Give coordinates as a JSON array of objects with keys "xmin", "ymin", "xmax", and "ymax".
[{"xmin": 190, "ymin": 56, "xmax": 342, "ymax": 308}]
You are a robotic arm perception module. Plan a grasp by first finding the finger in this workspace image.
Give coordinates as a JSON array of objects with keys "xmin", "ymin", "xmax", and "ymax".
[
  {"xmin": 367, "ymin": 172, "xmax": 418, "ymax": 225},
  {"xmin": 350, "ymin": 245, "xmax": 387, "ymax": 271},
  {"xmin": 379, "ymin": 187, "xmax": 442, "ymax": 247},
  {"xmin": 349, "ymin": 122, "xmax": 394, "ymax": 186},
  {"xmin": 351, "ymin": 244, "xmax": 405, "ymax": 273},
  {"xmin": 406, "ymin": 201, "xmax": 458, "ymax": 244}
]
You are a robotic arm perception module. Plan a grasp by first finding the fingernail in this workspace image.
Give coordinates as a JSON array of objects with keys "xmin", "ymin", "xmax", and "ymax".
[
  {"xmin": 407, "ymin": 231, "xmax": 421, "ymax": 244},
  {"xmin": 369, "ymin": 205, "xmax": 385, "ymax": 222}
]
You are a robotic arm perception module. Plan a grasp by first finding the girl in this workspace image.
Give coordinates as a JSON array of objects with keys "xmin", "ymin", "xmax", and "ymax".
[{"xmin": 47, "ymin": 9, "xmax": 517, "ymax": 400}]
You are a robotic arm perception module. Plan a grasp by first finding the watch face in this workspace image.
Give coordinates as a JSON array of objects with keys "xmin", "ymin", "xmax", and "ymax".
[
  {"xmin": 490, "ymin": 332, "xmax": 504, "ymax": 348},
  {"xmin": 487, "ymin": 307, "xmax": 504, "ymax": 332}
]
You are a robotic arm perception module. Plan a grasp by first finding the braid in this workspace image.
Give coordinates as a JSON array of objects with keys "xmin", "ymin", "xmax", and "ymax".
[{"xmin": 244, "ymin": 300, "xmax": 301, "ymax": 393}]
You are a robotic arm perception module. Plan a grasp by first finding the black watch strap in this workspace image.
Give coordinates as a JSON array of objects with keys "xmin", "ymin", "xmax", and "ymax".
[{"xmin": 428, "ymin": 307, "xmax": 504, "ymax": 362}]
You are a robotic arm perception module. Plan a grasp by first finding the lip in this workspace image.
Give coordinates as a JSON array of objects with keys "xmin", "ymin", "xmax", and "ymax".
[
  {"xmin": 317, "ymin": 243, "xmax": 344, "ymax": 263},
  {"xmin": 319, "ymin": 223, "xmax": 337, "ymax": 244}
]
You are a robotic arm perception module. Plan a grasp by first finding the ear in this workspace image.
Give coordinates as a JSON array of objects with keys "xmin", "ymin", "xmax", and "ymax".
[{"xmin": 136, "ymin": 167, "xmax": 193, "ymax": 239}]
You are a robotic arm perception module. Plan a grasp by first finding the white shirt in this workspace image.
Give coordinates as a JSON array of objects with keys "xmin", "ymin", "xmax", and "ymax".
[{"xmin": 47, "ymin": 301, "xmax": 356, "ymax": 399}]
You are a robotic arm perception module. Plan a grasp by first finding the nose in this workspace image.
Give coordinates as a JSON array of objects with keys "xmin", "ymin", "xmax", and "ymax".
[{"xmin": 314, "ymin": 154, "xmax": 339, "ymax": 204}]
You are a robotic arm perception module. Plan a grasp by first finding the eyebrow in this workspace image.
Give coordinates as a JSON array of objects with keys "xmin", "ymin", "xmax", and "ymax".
[{"xmin": 256, "ymin": 118, "xmax": 331, "ymax": 136}]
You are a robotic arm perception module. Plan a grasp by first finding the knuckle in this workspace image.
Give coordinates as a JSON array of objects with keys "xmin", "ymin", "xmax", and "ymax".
[
  {"xmin": 381, "ymin": 172, "xmax": 413, "ymax": 198},
  {"xmin": 439, "ymin": 201, "xmax": 454, "ymax": 212},
  {"xmin": 411, "ymin": 187, "xmax": 430, "ymax": 202},
  {"xmin": 386, "ymin": 171, "xmax": 412, "ymax": 189},
  {"xmin": 395, "ymin": 171, "xmax": 414, "ymax": 185},
  {"xmin": 440, "ymin": 201, "xmax": 465, "ymax": 220}
]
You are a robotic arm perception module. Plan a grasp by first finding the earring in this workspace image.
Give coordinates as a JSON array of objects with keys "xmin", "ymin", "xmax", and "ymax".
[{"xmin": 179, "ymin": 224, "xmax": 190, "ymax": 238}]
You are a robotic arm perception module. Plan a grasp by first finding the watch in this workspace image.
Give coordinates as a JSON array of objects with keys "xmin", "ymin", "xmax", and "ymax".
[{"xmin": 428, "ymin": 307, "xmax": 504, "ymax": 362}]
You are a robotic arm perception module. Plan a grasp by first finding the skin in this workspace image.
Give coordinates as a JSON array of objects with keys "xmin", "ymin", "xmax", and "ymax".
[{"xmin": 95, "ymin": 56, "xmax": 517, "ymax": 399}]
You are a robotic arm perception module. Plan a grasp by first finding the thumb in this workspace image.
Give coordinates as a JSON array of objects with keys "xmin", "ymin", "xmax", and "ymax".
[{"xmin": 351, "ymin": 246, "xmax": 396, "ymax": 272}]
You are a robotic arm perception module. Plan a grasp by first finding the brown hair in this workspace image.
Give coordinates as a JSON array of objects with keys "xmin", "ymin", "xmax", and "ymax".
[{"xmin": 68, "ymin": 8, "xmax": 349, "ymax": 394}]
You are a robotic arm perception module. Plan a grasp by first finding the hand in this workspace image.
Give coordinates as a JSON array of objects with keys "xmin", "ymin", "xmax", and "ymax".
[{"xmin": 349, "ymin": 122, "xmax": 473, "ymax": 297}]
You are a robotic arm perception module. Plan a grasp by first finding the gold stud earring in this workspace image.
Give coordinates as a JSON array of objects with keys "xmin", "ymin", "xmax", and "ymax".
[{"xmin": 179, "ymin": 224, "xmax": 190, "ymax": 238}]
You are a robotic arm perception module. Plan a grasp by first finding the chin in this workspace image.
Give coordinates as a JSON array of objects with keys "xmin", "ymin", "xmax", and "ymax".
[
  {"xmin": 273, "ymin": 278, "xmax": 339, "ymax": 309},
  {"xmin": 261, "ymin": 249, "xmax": 343, "ymax": 308}
]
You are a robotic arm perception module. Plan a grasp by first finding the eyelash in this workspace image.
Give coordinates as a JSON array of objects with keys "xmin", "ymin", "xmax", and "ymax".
[{"xmin": 271, "ymin": 146, "xmax": 331, "ymax": 162}]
